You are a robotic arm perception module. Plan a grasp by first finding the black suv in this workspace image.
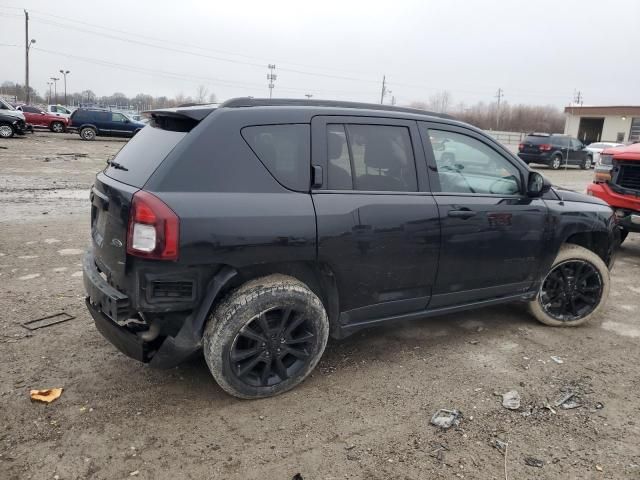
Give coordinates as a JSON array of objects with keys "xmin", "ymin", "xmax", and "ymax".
[
  {"xmin": 70, "ymin": 108, "xmax": 146, "ymax": 140},
  {"xmin": 518, "ymin": 133, "xmax": 593, "ymax": 169},
  {"xmin": 83, "ymin": 98, "xmax": 619, "ymax": 399},
  {"xmin": 0, "ymin": 111, "xmax": 27, "ymax": 138}
]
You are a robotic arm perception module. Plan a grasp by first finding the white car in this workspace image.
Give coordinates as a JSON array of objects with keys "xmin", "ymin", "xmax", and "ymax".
[
  {"xmin": 0, "ymin": 97, "xmax": 26, "ymax": 122},
  {"xmin": 46, "ymin": 105, "xmax": 72, "ymax": 118},
  {"xmin": 585, "ymin": 142, "xmax": 624, "ymax": 166}
]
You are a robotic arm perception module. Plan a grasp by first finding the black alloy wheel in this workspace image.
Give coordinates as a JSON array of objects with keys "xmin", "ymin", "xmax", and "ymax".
[
  {"xmin": 539, "ymin": 259, "xmax": 603, "ymax": 322},
  {"xmin": 229, "ymin": 307, "xmax": 317, "ymax": 388}
]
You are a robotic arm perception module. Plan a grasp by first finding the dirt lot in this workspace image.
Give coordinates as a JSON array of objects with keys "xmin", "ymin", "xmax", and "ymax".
[{"xmin": 1, "ymin": 132, "xmax": 639, "ymax": 480}]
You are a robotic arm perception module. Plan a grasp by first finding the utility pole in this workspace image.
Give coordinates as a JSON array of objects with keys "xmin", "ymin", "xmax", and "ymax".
[
  {"xmin": 59, "ymin": 70, "xmax": 70, "ymax": 106},
  {"xmin": 24, "ymin": 10, "xmax": 36, "ymax": 104},
  {"xmin": 267, "ymin": 64, "xmax": 277, "ymax": 99},
  {"xmin": 573, "ymin": 90, "xmax": 583, "ymax": 106},
  {"xmin": 380, "ymin": 75, "xmax": 387, "ymax": 104},
  {"xmin": 50, "ymin": 77, "xmax": 59, "ymax": 104},
  {"xmin": 304, "ymin": 94, "xmax": 313, "ymax": 99},
  {"xmin": 495, "ymin": 88, "xmax": 504, "ymax": 130}
]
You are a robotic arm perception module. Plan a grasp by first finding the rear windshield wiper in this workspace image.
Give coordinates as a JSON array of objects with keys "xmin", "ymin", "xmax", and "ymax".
[{"xmin": 106, "ymin": 159, "xmax": 129, "ymax": 171}]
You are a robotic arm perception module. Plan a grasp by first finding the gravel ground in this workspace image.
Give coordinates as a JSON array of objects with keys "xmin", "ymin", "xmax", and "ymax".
[{"xmin": 1, "ymin": 132, "xmax": 639, "ymax": 480}]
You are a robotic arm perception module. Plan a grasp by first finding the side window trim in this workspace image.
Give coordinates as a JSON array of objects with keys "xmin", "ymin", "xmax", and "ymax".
[
  {"xmin": 419, "ymin": 121, "xmax": 526, "ymax": 196},
  {"xmin": 311, "ymin": 115, "xmax": 430, "ymax": 193}
]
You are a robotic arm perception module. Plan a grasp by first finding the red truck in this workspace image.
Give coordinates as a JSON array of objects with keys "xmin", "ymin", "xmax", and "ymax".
[
  {"xmin": 16, "ymin": 105, "xmax": 69, "ymax": 133},
  {"xmin": 587, "ymin": 142, "xmax": 640, "ymax": 244}
]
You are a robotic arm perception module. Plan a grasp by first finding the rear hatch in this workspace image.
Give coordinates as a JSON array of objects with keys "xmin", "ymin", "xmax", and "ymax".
[
  {"xmin": 520, "ymin": 135, "xmax": 551, "ymax": 154},
  {"xmin": 90, "ymin": 108, "xmax": 212, "ymax": 290}
]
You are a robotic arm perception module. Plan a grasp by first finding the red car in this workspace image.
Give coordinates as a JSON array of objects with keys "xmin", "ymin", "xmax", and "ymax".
[
  {"xmin": 17, "ymin": 105, "xmax": 69, "ymax": 133},
  {"xmin": 587, "ymin": 142, "xmax": 640, "ymax": 244}
]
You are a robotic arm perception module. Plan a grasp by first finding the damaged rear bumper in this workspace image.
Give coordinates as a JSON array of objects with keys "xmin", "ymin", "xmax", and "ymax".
[{"xmin": 83, "ymin": 250, "xmax": 200, "ymax": 368}]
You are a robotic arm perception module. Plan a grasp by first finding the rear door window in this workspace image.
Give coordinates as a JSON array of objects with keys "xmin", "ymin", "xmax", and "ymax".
[
  {"xmin": 326, "ymin": 124, "xmax": 418, "ymax": 192},
  {"xmin": 241, "ymin": 124, "xmax": 310, "ymax": 191}
]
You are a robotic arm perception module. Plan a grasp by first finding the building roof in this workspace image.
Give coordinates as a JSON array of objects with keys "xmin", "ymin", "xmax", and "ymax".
[{"xmin": 564, "ymin": 105, "xmax": 640, "ymax": 116}]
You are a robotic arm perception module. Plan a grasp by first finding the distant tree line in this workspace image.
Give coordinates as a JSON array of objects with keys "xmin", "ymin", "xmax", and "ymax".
[
  {"xmin": 408, "ymin": 91, "xmax": 565, "ymax": 133},
  {"xmin": 0, "ymin": 81, "xmax": 216, "ymax": 111}
]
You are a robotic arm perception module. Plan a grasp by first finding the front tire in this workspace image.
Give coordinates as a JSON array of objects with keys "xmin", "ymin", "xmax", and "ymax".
[
  {"xmin": 528, "ymin": 244, "xmax": 610, "ymax": 327},
  {"xmin": 203, "ymin": 275, "xmax": 329, "ymax": 399},
  {"xmin": 0, "ymin": 123, "xmax": 15, "ymax": 138},
  {"xmin": 79, "ymin": 127, "xmax": 96, "ymax": 141}
]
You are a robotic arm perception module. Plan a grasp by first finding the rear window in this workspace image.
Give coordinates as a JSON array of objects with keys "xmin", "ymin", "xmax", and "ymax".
[
  {"xmin": 241, "ymin": 124, "xmax": 310, "ymax": 191},
  {"xmin": 524, "ymin": 135, "xmax": 551, "ymax": 144},
  {"xmin": 104, "ymin": 126, "xmax": 186, "ymax": 187}
]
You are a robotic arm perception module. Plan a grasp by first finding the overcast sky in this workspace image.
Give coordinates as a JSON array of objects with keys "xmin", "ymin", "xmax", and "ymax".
[{"xmin": 1, "ymin": 0, "xmax": 639, "ymax": 107}]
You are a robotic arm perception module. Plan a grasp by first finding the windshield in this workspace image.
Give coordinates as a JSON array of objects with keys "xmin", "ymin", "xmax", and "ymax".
[
  {"xmin": 0, "ymin": 98, "xmax": 16, "ymax": 111},
  {"xmin": 524, "ymin": 135, "xmax": 551, "ymax": 144},
  {"xmin": 104, "ymin": 125, "xmax": 186, "ymax": 188}
]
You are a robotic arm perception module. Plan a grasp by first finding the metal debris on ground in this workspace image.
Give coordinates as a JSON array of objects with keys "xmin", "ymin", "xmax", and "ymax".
[
  {"xmin": 430, "ymin": 409, "xmax": 462, "ymax": 429},
  {"xmin": 21, "ymin": 312, "xmax": 75, "ymax": 331},
  {"xmin": 554, "ymin": 392, "xmax": 582, "ymax": 409},
  {"xmin": 500, "ymin": 390, "xmax": 521, "ymax": 410},
  {"xmin": 492, "ymin": 438, "xmax": 508, "ymax": 454},
  {"xmin": 524, "ymin": 456, "xmax": 544, "ymax": 468},
  {"xmin": 550, "ymin": 355, "xmax": 564, "ymax": 364},
  {"xmin": 30, "ymin": 388, "xmax": 63, "ymax": 404},
  {"xmin": 595, "ymin": 402, "xmax": 604, "ymax": 410}
]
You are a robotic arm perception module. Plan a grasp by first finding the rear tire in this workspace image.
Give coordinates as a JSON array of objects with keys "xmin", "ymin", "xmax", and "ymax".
[
  {"xmin": 80, "ymin": 127, "xmax": 96, "ymax": 141},
  {"xmin": 550, "ymin": 154, "xmax": 562, "ymax": 170},
  {"xmin": 203, "ymin": 275, "xmax": 329, "ymax": 399},
  {"xmin": 50, "ymin": 121, "xmax": 65, "ymax": 133},
  {"xmin": 0, "ymin": 123, "xmax": 14, "ymax": 138},
  {"xmin": 581, "ymin": 156, "xmax": 592, "ymax": 170},
  {"xmin": 528, "ymin": 244, "xmax": 609, "ymax": 327}
]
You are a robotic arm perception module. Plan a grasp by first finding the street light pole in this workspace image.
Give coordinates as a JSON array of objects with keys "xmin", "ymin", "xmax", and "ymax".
[
  {"xmin": 46, "ymin": 82, "xmax": 52, "ymax": 104},
  {"xmin": 59, "ymin": 70, "xmax": 70, "ymax": 106},
  {"xmin": 50, "ymin": 77, "xmax": 59, "ymax": 104}
]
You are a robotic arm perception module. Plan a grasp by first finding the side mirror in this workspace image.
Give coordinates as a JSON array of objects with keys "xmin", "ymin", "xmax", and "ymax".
[{"xmin": 527, "ymin": 171, "xmax": 551, "ymax": 197}]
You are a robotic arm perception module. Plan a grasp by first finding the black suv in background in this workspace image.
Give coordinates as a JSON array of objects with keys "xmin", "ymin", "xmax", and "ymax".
[
  {"xmin": 69, "ymin": 108, "xmax": 146, "ymax": 140},
  {"xmin": 518, "ymin": 133, "xmax": 593, "ymax": 169},
  {"xmin": 83, "ymin": 98, "xmax": 619, "ymax": 399}
]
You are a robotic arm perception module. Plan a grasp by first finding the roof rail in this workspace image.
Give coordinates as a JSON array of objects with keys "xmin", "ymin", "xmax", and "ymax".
[{"xmin": 219, "ymin": 97, "xmax": 454, "ymax": 119}]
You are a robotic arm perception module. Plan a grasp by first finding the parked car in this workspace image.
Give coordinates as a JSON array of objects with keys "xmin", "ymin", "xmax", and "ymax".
[
  {"xmin": 587, "ymin": 142, "xmax": 640, "ymax": 244},
  {"xmin": 0, "ymin": 97, "xmax": 27, "ymax": 124},
  {"xmin": 585, "ymin": 142, "xmax": 625, "ymax": 166},
  {"xmin": 47, "ymin": 105, "xmax": 73, "ymax": 118},
  {"xmin": 16, "ymin": 105, "xmax": 69, "ymax": 133},
  {"xmin": 518, "ymin": 133, "xmax": 593, "ymax": 169},
  {"xmin": 0, "ymin": 110, "xmax": 28, "ymax": 138},
  {"xmin": 83, "ymin": 98, "xmax": 619, "ymax": 399},
  {"xmin": 69, "ymin": 108, "xmax": 146, "ymax": 140}
]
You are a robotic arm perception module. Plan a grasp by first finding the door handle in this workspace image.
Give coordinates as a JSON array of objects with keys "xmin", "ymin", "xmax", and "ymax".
[{"xmin": 448, "ymin": 209, "xmax": 476, "ymax": 219}]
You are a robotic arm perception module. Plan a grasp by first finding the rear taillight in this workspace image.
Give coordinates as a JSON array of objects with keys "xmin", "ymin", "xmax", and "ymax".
[
  {"xmin": 127, "ymin": 191, "xmax": 179, "ymax": 260},
  {"xmin": 518, "ymin": 143, "xmax": 524, "ymax": 151},
  {"xmin": 539, "ymin": 144, "xmax": 552, "ymax": 151}
]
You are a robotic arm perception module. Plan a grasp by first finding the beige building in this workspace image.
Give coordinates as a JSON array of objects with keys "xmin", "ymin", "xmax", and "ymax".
[{"xmin": 564, "ymin": 105, "xmax": 640, "ymax": 144}]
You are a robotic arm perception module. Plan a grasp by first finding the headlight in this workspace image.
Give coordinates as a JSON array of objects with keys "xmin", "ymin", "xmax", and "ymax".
[{"xmin": 599, "ymin": 154, "xmax": 613, "ymax": 166}]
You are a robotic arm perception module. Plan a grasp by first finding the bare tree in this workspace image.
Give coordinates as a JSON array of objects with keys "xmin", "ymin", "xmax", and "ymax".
[
  {"xmin": 195, "ymin": 85, "xmax": 209, "ymax": 103},
  {"xmin": 427, "ymin": 91, "xmax": 452, "ymax": 113}
]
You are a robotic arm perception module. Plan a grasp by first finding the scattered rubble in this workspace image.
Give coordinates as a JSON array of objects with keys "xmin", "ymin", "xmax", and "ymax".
[
  {"xmin": 524, "ymin": 456, "xmax": 544, "ymax": 468},
  {"xmin": 30, "ymin": 388, "xmax": 63, "ymax": 403}
]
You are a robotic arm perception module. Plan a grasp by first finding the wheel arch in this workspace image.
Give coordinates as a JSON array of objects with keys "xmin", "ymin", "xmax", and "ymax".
[
  {"xmin": 201, "ymin": 261, "xmax": 341, "ymax": 338},
  {"xmin": 564, "ymin": 230, "xmax": 610, "ymax": 264}
]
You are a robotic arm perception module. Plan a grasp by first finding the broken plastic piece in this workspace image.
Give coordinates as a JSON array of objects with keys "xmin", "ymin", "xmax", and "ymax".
[
  {"xmin": 30, "ymin": 388, "xmax": 63, "ymax": 403},
  {"xmin": 501, "ymin": 390, "xmax": 521, "ymax": 410},
  {"xmin": 524, "ymin": 456, "xmax": 544, "ymax": 468},
  {"xmin": 430, "ymin": 409, "xmax": 462, "ymax": 429},
  {"xmin": 550, "ymin": 355, "xmax": 564, "ymax": 364}
]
